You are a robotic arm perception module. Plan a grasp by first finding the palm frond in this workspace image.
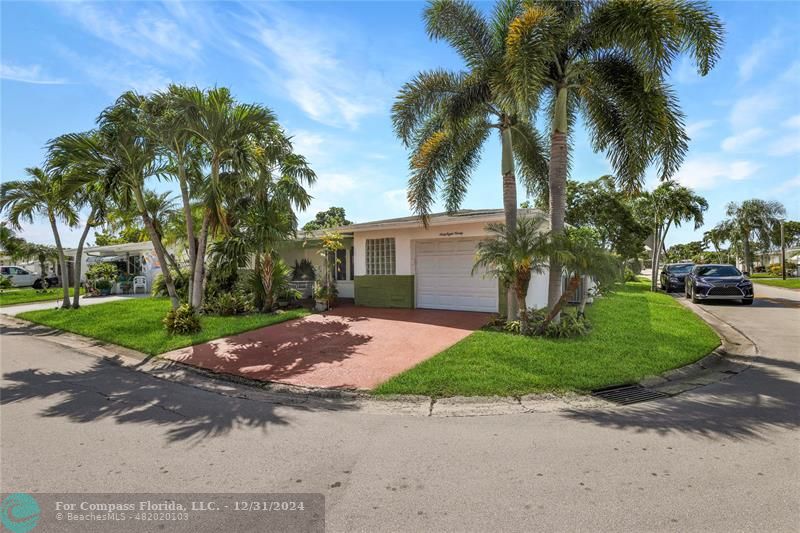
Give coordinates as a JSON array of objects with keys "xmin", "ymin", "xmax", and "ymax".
[{"xmin": 425, "ymin": 0, "xmax": 494, "ymax": 69}]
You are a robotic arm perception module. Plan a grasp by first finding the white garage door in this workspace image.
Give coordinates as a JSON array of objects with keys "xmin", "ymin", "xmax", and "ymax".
[{"xmin": 415, "ymin": 239, "xmax": 498, "ymax": 312}]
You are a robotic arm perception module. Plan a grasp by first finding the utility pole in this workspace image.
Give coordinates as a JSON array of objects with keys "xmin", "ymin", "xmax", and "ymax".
[{"xmin": 781, "ymin": 220, "xmax": 786, "ymax": 280}]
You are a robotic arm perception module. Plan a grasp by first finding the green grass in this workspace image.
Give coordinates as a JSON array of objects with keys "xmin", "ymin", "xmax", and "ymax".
[
  {"xmin": 0, "ymin": 287, "xmax": 84, "ymax": 307},
  {"xmin": 749, "ymin": 273, "xmax": 776, "ymax": 279},
  {"xmin": 19, "ymin": 297, "xmax": 310, "ymax": 356},
  {"xmin": 753, "ymin": 278, "xmax": 800, "ymax": 289},
  {"xmin": 374, "ymin": 281, "xmax": 720, "ymax": 397}
]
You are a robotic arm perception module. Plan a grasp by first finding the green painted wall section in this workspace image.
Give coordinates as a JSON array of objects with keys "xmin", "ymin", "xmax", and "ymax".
[{"xmin": 354, "ymin": 275, "xmax": 415, "ymax": 308}]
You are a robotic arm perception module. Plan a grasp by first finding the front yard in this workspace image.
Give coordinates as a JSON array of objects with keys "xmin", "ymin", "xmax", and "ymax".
[
  {"xmin": 374, "ymin": 281, "xmax": 720, "ymax": 397},
  {"xmin": 19, "ymin": 298, "xmax": 310, "ymax": 356},
  {"xmin": 753, "ymin": 278, "xmax": 800, "ymax": 290},
  {"xmin": 0, "ymin": 287, "xmax": 83, "ymax": 307}
]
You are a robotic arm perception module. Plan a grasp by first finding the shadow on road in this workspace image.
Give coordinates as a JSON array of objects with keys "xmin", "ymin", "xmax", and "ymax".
[
  {"xmin": 1, "ymin": 356, "xmax": 358, "ymax": 445},
  {"xmin": 562, "ymin": 354, "xmax": 800, "ymax": 440}
]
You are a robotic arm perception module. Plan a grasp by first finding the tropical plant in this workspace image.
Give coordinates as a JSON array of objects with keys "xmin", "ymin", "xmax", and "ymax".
[
  {"xmin": 0, "ymin": 166, "xmax": 78, "ymax": 308},
  {"xmin": 85, "ymin": 262, "xmax": 118, "ymax": 281},
  {"xmin": 174, "ymin": 86, "xmax": 279, "ymax": 310},
  {"xmin": 537, "ymin": 227, "xmax": 620, "ymax": 333},
  {"xmin": 635, "ymin": 181, "xmax": 708, "ymax": 291},
  {"xmin": 722, "ymin": 199, "xmax": 786, "ymax": 274},
  {"xmin": 316, "ymin": 230, "xmax": 344, "ymax": 308},
  {"xmin": 391, "ymin": 0, "xmax": 552, "ymax": 317},
  {"xmin": 473, "ymin": 216, "xmax": 550, "ymax": 335},
  {"xmin": 163, "ymin": 303, "xmax": 201, "ymax": 334},
  {"xmin": 291, "ymin": 258, "xmax": 316, "ymax": 281},
  {"xmin": 0, "ymin": 275, "xmax": 12, "ymax": 292},
  {"xmin": 703, "ymin": 224, "xmax": 730, "ymax": 263}
]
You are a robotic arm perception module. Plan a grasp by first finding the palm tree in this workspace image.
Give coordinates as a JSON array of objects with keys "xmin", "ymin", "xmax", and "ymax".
[
  {"xmin": 537, "ymin": 227, "xmax": 620, "ymax": 332},
  {"xmin": 636, "ymin": 181, "xmax": 708, "ymax": 291},
  {"xmin": 212, "ymin": 129, "xmax": 315, "ymax": 311},
  {"xmin": 175, "ymin": 87, "xmax": 278, "ymax": 309},
  {"xmin": 0, "ymin": 167, "xmax": 78, "ymax": 308},
  {"xmin": 703, "ymin": 224, "xmax": 729, "ymax": 264},
  {"xmin": 50, "ymin": 93, "xmax": 180, "ymax": 309},
  {"xmin": 498, "ymin": 0, "xmax": 723, "ymax": 314},
  {"xmin": 473, "ymin": 216, "xmax": 550, "ymax": 335},
  {"xmin": 723, "ymin": 199, "xmax": 785, "ymax": 274},
  {"xmin": 48, "ymin": 131, "xmax": 112, "ymax": 308},
  {"xmin": 391, "ymin": 0, "xmax": 550, "ymax": 317}
]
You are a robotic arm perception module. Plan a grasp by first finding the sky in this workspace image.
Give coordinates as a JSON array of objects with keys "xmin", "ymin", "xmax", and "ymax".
[{"xmin": 1, "ymin": 0, "xmax": 799, "ymax": 248}]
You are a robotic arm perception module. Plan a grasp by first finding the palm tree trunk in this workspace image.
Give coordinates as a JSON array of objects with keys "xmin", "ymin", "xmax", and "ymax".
[
  {"xmin": 653, "ymin": 220, "xmax": 671, "ymax": 290},
  {"xmin": 578, "ymin": 276, "xmax": 590, "ymax": 318},
  {"xmin": 178, "ymin": 167, "xmax": 197, "ymax": 307},
  {"xmin": 135, "ymin": 188, "xmax": 179, "ymax": 310},
  {"xmin": 71, "ymin": 206, "xmax": 97, "ymax": 308},
  {"xmin": 191, "ymin": 213, "xmax": 210, "ymax": 310},
  {"xmin": 547, "ymin": 86, "xmax": 569, "ymax": 321},
  {"xmin": 650, "ymin": 226, "xmax": 660, "ymax": 291},
  {"xmin": 514, "ymin": 269, "xmax": 531, "ymax": 335},
  {"xmin": 539, "ymin": 274, "xmax": 580, "ymax": 333},
  {"xmin": 260, "ymin": 251, "xmax": 275, "ymax": 312},
  {"xmin": 500, "ymin": 123, "xmax": 518, "ymax": 319},
  {"xmin": 48, "ymin": 213, "xmax": 71, "ymax": 309}
]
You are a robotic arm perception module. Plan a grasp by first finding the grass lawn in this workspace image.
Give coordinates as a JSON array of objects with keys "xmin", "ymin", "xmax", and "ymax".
[
  {"xmin": 374, "ymin": 281, "xmax": 720, "ymax": 397},
  {"xmin": 19, "ymin": 297, "xmax": 310, "ymax": 356},
  {"xmin": 753, "ymin": 278, "xmax": 800, "ymax": 289},
  {"xmin": 0, "ymin": 287, "xmax": 84, "ymax": 307}
]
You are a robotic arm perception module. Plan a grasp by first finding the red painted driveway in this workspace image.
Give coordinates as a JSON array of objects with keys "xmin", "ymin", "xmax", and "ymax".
[{"xmin": 162, "ymin": 306, "xmax": 489, "ymax": 389}]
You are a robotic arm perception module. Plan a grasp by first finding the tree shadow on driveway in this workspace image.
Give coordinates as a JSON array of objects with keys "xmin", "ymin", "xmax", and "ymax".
[
  {"xmin": 561, "ymin": 354, "xmax": 800, "ymax": 440},
  {"xmin": 1, "ymin": 356, "xmax": 359, "ymax": 445}
]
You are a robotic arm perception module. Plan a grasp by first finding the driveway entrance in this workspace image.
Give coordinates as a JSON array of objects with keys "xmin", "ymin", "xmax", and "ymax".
[{"xmin": 162, "ymin": 306, "xmax": 489, "ymax": 389}]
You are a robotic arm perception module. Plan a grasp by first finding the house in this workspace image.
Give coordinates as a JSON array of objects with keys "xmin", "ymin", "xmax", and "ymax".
[
  {"xmin": 64, "ymin": 241, "xmax": 163, "ymax": 292},
  {"xmin": 280, "ymin": 208, "xmax": 551, "ymax": 314}
]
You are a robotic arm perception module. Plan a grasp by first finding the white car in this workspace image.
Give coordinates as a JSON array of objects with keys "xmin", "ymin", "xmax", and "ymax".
[{"xmin": 0, "ymin": 266, "xmax": 54, "ymax": 288}]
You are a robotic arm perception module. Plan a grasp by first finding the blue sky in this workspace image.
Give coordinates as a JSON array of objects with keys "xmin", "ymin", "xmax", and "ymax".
[{"xmin": 2, "ymin": 0, "xmax": 799, "ymax": 248}]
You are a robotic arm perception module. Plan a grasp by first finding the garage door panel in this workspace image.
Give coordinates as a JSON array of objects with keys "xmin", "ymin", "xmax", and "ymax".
[{"xmin": 415, "ymin": 239, "xmax": 498, "ymax": 313}]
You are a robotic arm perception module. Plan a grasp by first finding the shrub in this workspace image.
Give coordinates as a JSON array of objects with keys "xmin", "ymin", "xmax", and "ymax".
[
  {"xmin": 292, "ymin": 259, "xmax": 316, "ymax": 281},
  {"xmin": 623, "ymin": 268, "xmax": 639, "ymax": 283},
  {"xmin": 86, "ymin": 262, "xmax": 118, "ymax": 281},
  {"xmin": 203, "ymin": 292, "xmax": 253, "ymax": 316},
  {"xmin": 151, "ymin": 268, "xmax": 190, "ymax": 300},
  {"xmin": 0, "ymin": 276, "xmax": 12, "ymax": 292},
  {"xmin": 163, "ymin": 304, "xmax": 201, "ymax": 334},
  {"xmin": 768, "ymin": 264, "xmax": 783, "ymax": 276},
  {"xmin": 94, "ymin": 278, "xmax": 112, "ymax": 291},
  {"xmin": 483, "ymin": 309, "xmax": 591, "ymax": 339}
]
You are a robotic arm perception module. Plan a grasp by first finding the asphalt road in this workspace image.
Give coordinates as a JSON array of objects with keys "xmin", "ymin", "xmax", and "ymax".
[{"xmin": 1, "ymin": 285, "xmax": 798, "ymax": 532}]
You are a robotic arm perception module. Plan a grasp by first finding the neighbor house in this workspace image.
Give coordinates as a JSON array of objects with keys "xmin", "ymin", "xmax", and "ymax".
[
  {"xmin": 280, "ymin": 208, "xmax": 551, "ymax": 314},
  {"xmin": 64, "ymin": 241, "xmax": 164, "ymax": 292}
]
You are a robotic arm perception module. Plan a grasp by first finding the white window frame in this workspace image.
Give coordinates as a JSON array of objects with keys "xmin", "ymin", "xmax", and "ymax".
[{"xmin": 365, "ymin": 238, "xmax": 396, "ymax": 275}]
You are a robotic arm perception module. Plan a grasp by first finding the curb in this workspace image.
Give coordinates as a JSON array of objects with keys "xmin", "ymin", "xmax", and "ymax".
[{"xmin": 1, "ymin": 300, "xmax": 756, "ymax": 417}]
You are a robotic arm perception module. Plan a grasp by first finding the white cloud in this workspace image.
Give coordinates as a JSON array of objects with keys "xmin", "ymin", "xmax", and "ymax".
[
  {"xmin": 57, "ymin": 47, "xmax": 171, "ymax": 96},
  {"xmin": 686, "ymin": 119, "xmax": 715, "ymax": 140},
  {"xmin": 721, "ymin": 127, "xmax": 767, "ymax": 152},
  {"xmin": 768, "ymin": 133, "xmax": 800, "ymax": 156},
  {"xmin": 738, "ymin": 30, "xmax": 783, "ymax": 82},
  {"xmin": 674, "ymin": 155, "xmax": 760, "ymax": 190},
  {"xmin": 0, "ymin": 62, "xmax": 65, "ymax": 85},
  {"xmin": 58, "ymin": 1, "xmax": 201, "ymax": 63},
  {"xmin": 783, "ymin": 114, "xmax": 800, "ymax": 129},
  {"xmin": 729, "ymin": 92, "xmax": 781, "ymax": 129},
  {"xmin": 382, "ymin": 189, "xmax": 409, "ymax": 212},
  {"xmin": 310, "ymin": 173, "xmax": 361, "ymax": 195},
  {"xmin": 240, "ymin": 5, "xmax": 387, "ymax": 128},
  {"xmin": 770, "ymin": 176, "xmax": 800, "ymax": 194}
]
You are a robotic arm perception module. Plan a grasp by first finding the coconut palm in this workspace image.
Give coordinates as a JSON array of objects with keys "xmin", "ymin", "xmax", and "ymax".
[
  {"xmin": 723, "ymin": 199, "xmax": 786, "ymax": 274},
  {"xmin": 48, "ymin": 92, "xmax": 180, "ymax": 309},
  {"xmin": 636, "ymin": 181, "xmax": 708, "ymax": 291},
  {"xmin": 473, "ymin": 216, "xmax": 551, "ymax": 335},
  {"xmin": 391, "ymin": 0, "xmax": 551, "ymax": 317},
  {"xmin": 0, "ymin": 167, "xmax": 78, "ymax": 308},
  {"xmin": 175, "ymin": 86, "xmax": 278, "ymax": 309},
  {"xmin": 505, "ymin": 0, "xmax": 723, "ymax": 313}
]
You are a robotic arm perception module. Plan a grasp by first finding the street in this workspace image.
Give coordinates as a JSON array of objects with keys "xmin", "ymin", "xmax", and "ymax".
[{"xmin": 1, "ymin": 284, "xmax": 798, "ymax": 532}]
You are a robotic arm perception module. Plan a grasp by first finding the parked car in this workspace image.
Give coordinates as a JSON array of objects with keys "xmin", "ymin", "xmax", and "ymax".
[
  {"xmin": 659, "ymin": 263, "xmax": 695, "ymax": 292},
  {"xmin": 0, "ymin": 266, "xmax": 58, "ymax": 289},
  {"xmin": 685, "ymin": 264, "xmax": 754, "ymax": 305}
]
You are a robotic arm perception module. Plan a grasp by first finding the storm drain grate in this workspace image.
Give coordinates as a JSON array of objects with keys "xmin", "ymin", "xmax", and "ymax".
[{"xmin": 591, "ymin": 385, "xmax": 670, "ymax": 405}]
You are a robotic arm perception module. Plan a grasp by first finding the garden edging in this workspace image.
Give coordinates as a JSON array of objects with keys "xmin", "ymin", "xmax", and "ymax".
[{"xmin": 1, "ymin": 304, "xmax": 755, "ymax": 417}]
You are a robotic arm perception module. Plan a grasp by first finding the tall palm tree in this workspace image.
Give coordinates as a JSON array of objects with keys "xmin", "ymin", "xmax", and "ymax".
[
  {"xmin": 49, "ymin": 93, "xmax": 180, "ymax": 309},
  {"xmin": 175, "ymin": 87, "xmax": 278, "ymax": 309},
  {"xmin": 48, "ymin": 131, "xmax": 111, "ymax": 308},
  {"xmin": 473, "ymin": 215, "xmax": 551, "ymax": 335},
  {"xmin": 504, "ymin": 0, "xmax": 723, "ymax": 313},
  {"xmin": 636, "ymin": 181, "xmax": 708, "ymax": 291},
  {"xmin": 0, "ymin": 167, "xmax": 78, "ymax": 308},
  {"xmin": 391, "ymin": 0, "xmax": 550, "ymax": 317},
  {"xmin": 703, "ymin": 224, "xmax": 729, "ymax": 264},
  {"xmin": 723, "ymin": 199, "xmax": 785, "ymax": 274}
]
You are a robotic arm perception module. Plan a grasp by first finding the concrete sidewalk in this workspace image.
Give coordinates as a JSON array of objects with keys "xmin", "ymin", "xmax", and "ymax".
[{"xmin": 0, "ymin": 293, "xmax": 149, "ymax": 316}]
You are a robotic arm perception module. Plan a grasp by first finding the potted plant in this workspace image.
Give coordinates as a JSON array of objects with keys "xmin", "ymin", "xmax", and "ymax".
[
  {"xmin": 276, "ymin": 287, "xmax": 302, "ymax": 309},
  {"xmin": 313, "ymin": 283, "xmax": 329, "ymax": 312}
]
